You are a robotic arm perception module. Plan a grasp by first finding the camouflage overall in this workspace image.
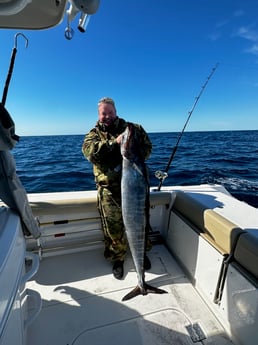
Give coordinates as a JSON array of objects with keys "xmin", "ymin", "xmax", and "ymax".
[{"xmin": 82, "ymin": 117, "xmax": 152, "ymax": 262}]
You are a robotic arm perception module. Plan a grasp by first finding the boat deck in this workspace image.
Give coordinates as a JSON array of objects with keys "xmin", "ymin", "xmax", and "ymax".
[{"xmin": 26, "ymin": 244, "xmax": 234, "ymax": 345}]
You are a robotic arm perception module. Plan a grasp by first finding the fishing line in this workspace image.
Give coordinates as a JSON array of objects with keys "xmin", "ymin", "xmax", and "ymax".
[{"xmin": 155, "ymin": 63, "xmax": 219, "ymax": 191}]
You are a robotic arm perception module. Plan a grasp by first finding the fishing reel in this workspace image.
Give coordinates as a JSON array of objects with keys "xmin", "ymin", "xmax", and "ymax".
[
  {"xmin": 155, "ymin": 170, "xmax": 168, "ymax": 182},
  {"xmin": 65, "ymin": 0, "xmax": 100, "ymax": 40},
  {"xmin": 154, "ymin": 170, "xmax": 168, "ymax": 191}
]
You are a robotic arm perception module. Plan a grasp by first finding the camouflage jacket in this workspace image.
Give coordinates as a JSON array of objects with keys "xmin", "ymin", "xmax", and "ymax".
[{"xmin": 82, "ymin": 117, "xmax": 152, "ymax": 187}]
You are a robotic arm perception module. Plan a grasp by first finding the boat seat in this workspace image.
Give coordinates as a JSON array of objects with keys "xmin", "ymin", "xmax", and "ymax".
[
  {"xmin": 30, "ymin": 196, "xmax": 99, "ymax": 224},
  {"xmin": 30, "ymin": 192, "xmax": 172, "ymax": 223},
  {"xmin": 26, "ymin": 194, "xmax": 103, "ymax": 254},
  {"xmin": 233, "ymin": 230, "xmax": 258, "ymax": 280},
  {"xmin": 173, "ymin": 191, "xmax": 243, "ymax": 255}
]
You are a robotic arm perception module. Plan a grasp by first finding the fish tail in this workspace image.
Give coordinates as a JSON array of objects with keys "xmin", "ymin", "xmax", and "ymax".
[{"xmin": 122, "ymin": 283, "xmax": 167, "ymax": 301}]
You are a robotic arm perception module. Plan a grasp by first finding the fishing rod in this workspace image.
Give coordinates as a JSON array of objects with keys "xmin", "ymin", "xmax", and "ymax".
[
  {"xmin": 155, "ymin": 63, "xmax": 219, "ymax": 191},
  {"xmin": 0, "ymin": 33, "xmax": 28, "ymax": 150},
  {"xmin": 2, "ymin": 33, "xmax": 28, "ymax": 107}
]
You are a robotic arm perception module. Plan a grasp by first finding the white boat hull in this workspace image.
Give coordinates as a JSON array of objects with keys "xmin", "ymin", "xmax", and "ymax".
[{"xmin": 0, "ymin": 184, "xmax": 257, "ymax": 345}]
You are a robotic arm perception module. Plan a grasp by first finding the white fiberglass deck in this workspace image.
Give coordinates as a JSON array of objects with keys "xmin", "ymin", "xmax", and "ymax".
[{"xmin": 26, "ymin": 244, "xmax": 234, "ymax": 345}]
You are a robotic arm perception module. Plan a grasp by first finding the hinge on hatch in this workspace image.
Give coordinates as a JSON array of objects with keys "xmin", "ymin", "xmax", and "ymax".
[{"xmin": 186, "ymin": 322, "xmax": 206, "ymax": 343}]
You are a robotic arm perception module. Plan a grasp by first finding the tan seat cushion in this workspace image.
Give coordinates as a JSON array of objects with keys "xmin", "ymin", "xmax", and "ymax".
[
  {"xmin": 173, "ymin": 191, "xmax": 243, "ymax": 254},
  {"xmin": 234, "ymin": 231, "xmax": 258, "ymax": 279},
  {"xmin": 203, "ymin": 209, "xmax": 243, "ymax": 254},
  {"xmin": 173, "ymin": 191, "xmax": 207, "ymax": 230}
]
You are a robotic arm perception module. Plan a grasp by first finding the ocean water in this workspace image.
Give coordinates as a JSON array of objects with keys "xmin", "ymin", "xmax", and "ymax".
[{"xmin": 12, "ymin": 130, "xmax": 258, "ymax": 208}]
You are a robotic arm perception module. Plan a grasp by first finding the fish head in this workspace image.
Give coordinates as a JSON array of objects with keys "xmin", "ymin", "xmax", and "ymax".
[{"xmin": 120, "ymin": 123, "xmax": 138, "ymax": 160}]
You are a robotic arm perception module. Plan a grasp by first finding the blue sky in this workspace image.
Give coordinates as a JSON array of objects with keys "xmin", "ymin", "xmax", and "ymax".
[{"xmin": 0, "ymin": 0, "xmax": 258, "ymax": 135}]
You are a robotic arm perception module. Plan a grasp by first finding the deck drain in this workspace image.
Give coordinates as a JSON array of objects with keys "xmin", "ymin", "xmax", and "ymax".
[{"xmin": 186, "ymin": 322, "xmax": 206, "ymax": 343}]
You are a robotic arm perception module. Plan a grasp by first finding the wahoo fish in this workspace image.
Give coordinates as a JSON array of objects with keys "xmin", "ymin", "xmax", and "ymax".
[{"xmin": 120, "ymin": 123, "xmax": 167, "ymax": 301}]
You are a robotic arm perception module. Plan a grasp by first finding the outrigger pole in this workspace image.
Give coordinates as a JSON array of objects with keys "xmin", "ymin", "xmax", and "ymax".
[{"xmin": 155, "ymin": 63, "xmax": 219, "ymax": 191}]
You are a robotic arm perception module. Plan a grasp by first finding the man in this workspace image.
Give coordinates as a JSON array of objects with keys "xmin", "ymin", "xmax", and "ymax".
[{"xmin": 82, "ymin": 97, "xmax": 152, "ymax": 279}]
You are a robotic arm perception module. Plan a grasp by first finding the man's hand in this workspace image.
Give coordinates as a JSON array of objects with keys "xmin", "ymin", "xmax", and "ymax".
[{"xmin": 116, "ymin": 134, "xmax": 123, "ymax": 145}]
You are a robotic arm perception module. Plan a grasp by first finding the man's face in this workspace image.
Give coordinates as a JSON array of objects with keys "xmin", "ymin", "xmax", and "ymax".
[{"xmin": 98, "ymin": 103, "xmax": 117, "ymax": 127}]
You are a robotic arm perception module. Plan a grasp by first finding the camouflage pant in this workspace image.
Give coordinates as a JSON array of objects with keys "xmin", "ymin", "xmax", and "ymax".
[{"xmin": 97, "ymin": 185, "xmax": 127, "ymax": 262}]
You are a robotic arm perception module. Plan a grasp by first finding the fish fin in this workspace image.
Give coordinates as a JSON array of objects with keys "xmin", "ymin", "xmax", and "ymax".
[
  {"xmin": 122, "ymin": 283, "xmax": 167, "ymax": 301},
  {"xmin": 144, "ymin": 283, "xmax": 168, "ymax": 296},
  {"xmin": 122, "ymin": 286, "xmax": 142, "ymax": 301}
]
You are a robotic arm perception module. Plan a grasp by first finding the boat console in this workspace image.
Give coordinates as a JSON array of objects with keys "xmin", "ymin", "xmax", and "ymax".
[{"xmin": 0, "ymin": 208, "xmax": 41, "ymax": 345}]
